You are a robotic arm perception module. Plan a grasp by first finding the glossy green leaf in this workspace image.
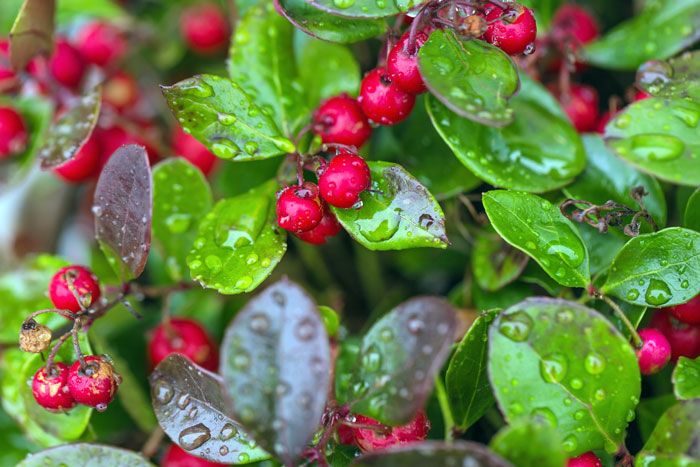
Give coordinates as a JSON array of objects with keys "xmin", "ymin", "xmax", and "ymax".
[
  {"xmin": 347, "ymin": 297, "xmax": 457, "ymax": 425},
  {"xmin": 490, "ymin": 419, "xmax": 567, "ymax": 467},
  {"xmin": 419, "ymin": 30, "xmax": 518, "ymax": 127},
  {"xmin": 519, "ymin": 262, "xmax": 563, "ymax": 297},
  {"xmin": 591, "ymin": 271, "xmax": 647, "ymax": 340},
  {"xmin": 332, "ymin": 161, "xmax": 449, "ymax": 251},
  {"xmin": 601, "ymin": 227, "xmax": 700, "ymax": 307},
  {"xmin": 350, "ymin": 441, "xmax": 512, "ymax": 467},
  {"xmin": 9, "ymin": 0, "xmax": 54, "ymax": 70},
  {"xmin": 427, "ymin": 76, "xmax": 585, "ymax": 193},
  {"xmin": 684, "ymin": 188, "xmax": 700, "ymax": 231},
  {"xmin": 446, "ymin": 310, "xmax": 498, "ymax": 430},
  {"xmin": 576, "ymin": 223, "xmax": 627, "ymax": 277},
  {"xmin": 585, "ymin": 0, "xmax": 700, "ymax": 70},
  {"xmin": 604, "ymin": 97, "xmax": 700, "ymax": 186},
  {"xmin": 473, "ymin": 230, "xmax": 529, "ymax": 292},
  {"xmin": 673, "ymin": 356, "xmax": 700, "ymax": 400},
  {"xmin": 335, "ymin": 337, "xmax": 361, "ymax": 406},
  {"xmin": 162, "ymin": 74, "xmax": 295, "ymax": 161},
  {"xmin": 483, "ymin": 190, "xmax": 591, "ymax": 288},
  {"xmin": 301, "ymin": 0, "xmax": 423, "ymax": 19},
  {"xmin": 0, "ymin": 407, "xmax": 39, "ymax": 466},
  {"xmin": 636, "ymin": 394, "xmax": 677, "ymax": 442},
  {"xmin": 636, "ymin": 51, "xmax": 700, "ymax": 101},
  {"xmin": 636, "ymin": 400, "xmax": 700, "ymax": 466},
  {"xmin": 473, "ymin": 281, "xmax": 533, "ymax": 313},
  {"xmin": 298, "ymin": 40, "xmax": 361, "ymax": 109},
  {"xmin": 276, "ymin": 0, "xmax": 386, "ymax": 43},
  {"xmin": 152, "ymin": 159, "xmax": 213, "ymax": 282},
  {"xmin": 187, "ymin": 180, "xmax": 287, "ymax": 295},
  {"xmin": 17, "ymin": 444, "xmax": 155, "ymax": 467},
  {"xmin": 488, "ymin": 298, "xmax": 641, "ymax": 456}
]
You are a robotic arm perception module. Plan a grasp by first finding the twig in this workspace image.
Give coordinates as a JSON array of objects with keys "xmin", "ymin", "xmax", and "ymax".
[{"xmin": 141, "ymin": 426, "xmax": 165, "ymax": 459}]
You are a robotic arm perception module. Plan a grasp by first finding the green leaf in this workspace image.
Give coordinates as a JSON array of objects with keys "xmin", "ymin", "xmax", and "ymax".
[
  {"xmin": 152, "ymin": 159, "xmax": 213, "ymax": 282},
  {"xmin": 419, "ymin": 30, "xmax": 518, "ymax": 127},
  {"xmin": 488, "ymin": 298, "xmax": 641, "ymax": 456},
  {"xmin": 684, "ymin": 188, "xmax": 700, "ymax": 231},
  {"xmin": 228, "ymin": 3, "xmax": 307, "ymax": 137},
  {"xmin": 55, "ymin": 0, "xmax": 125, "ymax": 25},
  {"xmin": 576, "ymin": 223, "xmax": 627, "ymax": 277},
  {"xmin": 17, "ymin": 444, "xmax": 155, "ymax": 467},
  {"xmin": 636, "ymin": 394, "xmax": 677, "ymax": 441},
  {"xmin": 490, "ymin": 419, "xmax": 567, "ymax": 467},
  {"xmin": 483, "ymin": 190, "xmax": 591, "ymax": 288},
  {"xmin": 601, "ymin": 227, "xmax": 700, "ymax": 307},
  {"xmin": 162, "ymin": 74, "xmax": 295, "ymax": 161},
  {"xmin": 0, "ymin": 406, "xmax": 39, "ymax": 466},
  {"xmin": 636, "ymin": 400, "xmax": 700, "ymax": 466},
  {"xmin": 301, "ymin": 0, "xmax": 423, "ymax": 18},
  {"xmin": 604, "ymin": 97, "xmax": 700, "ymax": 186},
  {"xmin": 277, "ymin": 0, "xmax": 386, "ymax": 43},
  {"xmin": 427, "ymin": 76, "xmax": 585, "ymax": 193},
  {"xmin": 9, "ymin": 0, "xmax": 55, "ymax": 70},
  {"xmin": 636, "ymin": 51, "xmax": 700, "ymax": 101},
  {"xmin": 187, "ymin": 180, "xmax": 287, "ymax": 294},
  {"xmin": 332, "ymin": 161, "xmax": 449, "ymax": 251},
  {"xmin": 298, "ymin": 40, "xmax": 361, "ymax": 109},
  {"xmin": 350, "ymin": 441, "xmax": 512, "ymax": 466},
  {"xmin": 335, "ymin": 337, "xmax": 361, "ymax": 406},
  {"xmin": 673, "ymin": 356, "xmax": 700, "ymax": 400},
  {"xmin": 446, "ymin": 310, "xmax": 498, "ymax": 431},
  {"xmin": 519, "ymin": 262, "xmax": 563, "ymax": 297},
  {"xmin": 472, "ymin": 229, "xmax": 529, "ymax": 292},
  {"xmin": 591, "ymin": 271, "xmax": 646, "ymax": 340},
  {"xmin": 585, "ymin": 0, "xmax": 700, "ymax": 70},
  {"xmin": 473, "ymin": 282, "xmax": 533, "ymax": 313}
]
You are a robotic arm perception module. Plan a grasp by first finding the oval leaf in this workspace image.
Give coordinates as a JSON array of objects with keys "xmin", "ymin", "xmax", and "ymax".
[
  {"xmin": 350, "ymin": 441, "xmax": 512, "ymax": 467},
  {"xmin": 298, "ymin": 40, "xmax": 361, "ymax": 109},
  {"xmin": 17, "ymin": 444, "xmax": 154, "ymax": 467},
  {"xmin": 673, "ymin": 356, "xmax": 700, "ymax": 400},
  {"xmin": 332, "ymin": 161, "xmax": 448, "ymax": 251},
  {"xmin": 490, "ymin": 419, "xmax": 566, "ymax": 467},
  {"xmin": 684, "ymin": 188, "xmax": 700, "ymax": 231},
  {"xmin": 473, "ymin": 230, "xmax": 529, "ymax": 292},
  {"xmin": 636, "ymin": 400, "xmax": 700, "ymax": 465},
  {"xmin": 301, "ymin": 0, "xmax": 419, "ymax": 18},
  {"xmin": 162, "ymin": 74, "xmax": 295, "ymax": 161},
  {"xmin": 93, "ymin": 144, "xmax": 153, "ymax": 281},
  {"xmin": 149, "ymin": 354, "xmax": 269, "ymax": 464},
  {"xmin": 483, "ymin": 190, "xmax": 591, "ymax": 288},
  {"xmin": 419, "ymin": 30, "xmax": 519, "ymax": 127},
  {"xmin": 637, "ymin": 50, "xmax": 700, "ymax": 101},
  {"xmin": 601, "ymin": 227, "xmax": 700, "ymax": 307},
  {"xmin": 187, "ymin": 180, "xmax": 286, "ymax": 294},
  {"xmin": 9, "ymin": 0, "xmax": 55, "ymax": 70},
  {"xmin": 220, "ymin": 279, "xmax": 330, "ymax": 465},
  {"xmin": 347, "ymin": 297, "xmax": 457, "ymax": 425},
  {"xmin": 488, "ymin": 298, "xmax": 641, "ymax": 456}
]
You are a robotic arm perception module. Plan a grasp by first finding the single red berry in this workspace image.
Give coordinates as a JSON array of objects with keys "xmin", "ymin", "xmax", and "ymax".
[
  {"xmin": 0, "ymin": 105, "xmax": 28, "ymax": 159},
  {"xmin": 668, "ymin": 295, "xmax": 700, "ymax": 325},
  {"xmin": 32, "ymin": 362, "xmax": 77, "ymax": 413},
  {"xmin": 276, "ymin": 182, "xmax": 324, "ymax": 233},
  {"xmin": 567, "ymin": 451, "xmax": 602, "ymax": 467},
  {"xmin": 337, "ymin": 424, "xmax": 356, "ymax": 446},
  {"xmin": 318, "ymin": 153, "xmax": 371, "ymax": 209},
  {"xmin": 650, "ymin": 308, "xmax": 700, "ymax": 360},
  {"xmin": 97, "ymin": 125, "xmax": 159, "ymax": 167},
  {"xmin": 635, "ymin": 328, "xmax": 672, "ymax": 375},
  {"xmin": 387, "ymin": 27, "xmax": 433, "ymax": 95},
  {"xmin": 148, "ymin": 318, "xmax": 219, "ymax": 372},
  {"xmin": 49, "ymin": 39, "xmax": 86, "ymax": 88},
  {"xmin": 0, "ymin": 40, "xmax": 18, "ymax": 90},
  {"xmin": 75, "ymin": 21, "xmax": 128, "ymax": 67},
  {"xmin": 67, "ymin": 355, "xmax": 120, "ymax": 411},
  {"xmin": 634, "ymin": 90, "xmax": 651, "ymax": 102},
  {"xmin": 352, "ymin": 410, "xmax": 430, "ymax": 453},
  {"xmin": 358, "ymin": 68, "xmax": 415, "ymax": 126},
  {"xmin": 54, "ymin": 133, "xmax": 101, "ymax": 183},
  {"xmin": 48, "ymin": 265, "xmax": 101, "ymax": 313},
  {"xmin": 295, "ymin": 203, "xmax": 342, "ymax": 245},
  {"xmin": 102, "ymin": 71, "xmax": 139, "ymax": 111},
  {"xmin": 172, "ymin": 126, "xmax": 218, "ymax": 176},
  {"xmin": 483, "ymin": 3, "xmax": 537, "ymax": 55},
  {"xmin": 180, "ymin": 3, "xmax": 230, "ymax": 55},
  {"xmin": 312, "ymin": 95, "xmax": 372, "ymax": 148},
  {"xmin": 548, "ymin": 83, "xmax": 599, "ymax": 132},
  {"xmin": 161, "ymin": 444, "xmax": 225, "ymax": 466},
  {"xmin": 551, "ymin": 4, "xmax": 599, "ymax": 47},
  {"xmin": 595, "ymin": 110, "xmax": 613, "ymax": 134}
]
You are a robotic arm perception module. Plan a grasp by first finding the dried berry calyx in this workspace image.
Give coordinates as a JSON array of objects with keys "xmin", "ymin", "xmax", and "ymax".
[{"xmin": 19, "ymin": 319, "xmax": 53, "ymax": 353}]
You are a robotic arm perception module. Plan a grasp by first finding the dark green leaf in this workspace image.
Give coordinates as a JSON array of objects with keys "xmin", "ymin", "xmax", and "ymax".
[
  {"xmin": 298, "ymin": 40, "xmax": 361, "ymax": 109},
  {"xmin": 673, "ymin": 356, "xmax": 700, "ymax": 400},
  {"xmin": 152, "ymin": 159, "xmax": 213, "ymax": 282},
  {"xmin": 17, "ymin": 444, "xmax": 154, "ymax": 467},
  {"xmin": 446, "ymin": 310, "xmax": 498, "ymax": 430},
  {"xmin": 187, "ymin": 180, "xmax": 286, "ymax": 294},
  {"xmin": 472, "ymin": 281, "xmax": 533, "ymax": 312},
  {"xmin": 212, "ymin": 157, "xmax": 281, "ymax": 199},
  {"xmin": 684, "ymin": 188, "xmax": 700, "ymax": 231},
  {"xmin": 302, "ymin": 0, "xmax": 423, "ymax": 19},
  {"xmin": 149, "ymin": 354, "xmax": 270, "ymax": 464},
  {"xmin": 9, "ymin": 0, "xmax": 54, "ymax": 70},
  {"xmin": 162, "ymin": 75, "xmax": 295, "ymax": 161},
  {"xmin": 637, "ymin": 51, "xmax": 700, "ymax": 101},
  {"xmin": 488, "ymin": 298, "xmax": 641, "ymax": 456},
  {"xmin": 332, "ymin": 161, "xmax": 449, "ymax": 251},
  {"xmin": 601, "ymin": 227, "xmax": 700, "ymax": 307},
  {"xmin": 490, "ymin": 419, "xmax": 567, "ymax": 467},
  {"xmin": 473, "ymin": 230, "xmax": 529, "ymax": 292},
  {"xmin": 483, "ymin": 190, "xmax": 591, "ymax": 288},
  {"xmin": 576, "ymin": 223, "xmax": 627, "ymax": 277},
  {"xmin": 350, "ymin": 441, "xmax": 512, "ymax": 466},
  {"xmin": 335, "ymin": 337, "xmax": 361, "ymax": 405},
  {"xmin": 636, "ymin": 394, "xmax": 677, "ymax": 441},
  {"xmin": 636, "ymin": 400, "xmax": 700, "ymax": 465},
  {"xmin": 220, "ymin": 279, "xmax": 330, "ymax": 465},
  {"xmin": 330, "ymin": 444, "xmax": 362, "ymax": 467},
  {"xmin": 419, "ymin": 30, "xmax": 518, "ymax": 127},
  {"xmin": 347, "ymin": 297, "xmax": 457, "ymax": 425}
]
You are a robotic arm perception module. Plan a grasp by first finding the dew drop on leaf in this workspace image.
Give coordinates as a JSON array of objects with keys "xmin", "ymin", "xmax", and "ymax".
[
  {"xmin": 179, "ymin": 423, "xmax": 211, "ymax": 450},
  {"xmin": 531, "ymin": 407, "xmax": 558, "ymax": 428},
  {"xmin": 645, "ymin": 278, "xmax": 672, "ymax": 305},
  {"xmin": 152, "ymin": 379, "xmax": 174, "ymax": 405},
  {"xmin": 219, "ymin": 423, "xmax": 237, "ymax": 441},
  {"xmin": 498, "ymin": 310, "xmax": 533, "ymax": 342},
  {"xmin": 584, "ymin": 353, "xmax": 606, "ymax": 375},
  {"xmin": 540, "ymin": 353, "xmax": 568, "ymax": 383}
]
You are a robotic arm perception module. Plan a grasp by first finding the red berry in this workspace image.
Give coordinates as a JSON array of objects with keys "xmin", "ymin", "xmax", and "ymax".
[
  {"xmin": 180, "ymin": 3, "xmax": 230, "ymax": 55},
  {"xmin": 634, "ymin": 90, "xmax": 651, "ymax": 102},
  {"xmin": 0, "ymin": 105, "xmax": 28, "ymax": 159},
  {"xmin": 352, "ymin": 410, "xmax": 430, "ymax": 453},
  {"xmin": 295, "ymin": 203, "xmax": 342, "ymax": 245},
  {"xmin": 103, "ymin": 71, "xmax": 139, "ymax": 111},
  {"xmin": 48, "ymin": 266, "xmax": 101, "ymax": 313},
  {"xmin": 161, "ymin": 444, "xmax": 225, "ymax": 466},
  {"xmin": 312, "ymin": 95, "xmax": 372, "ymax": 148},
  {"xmin": 172, "ymin": 126, "xmax": 218, "ymax": 176},
  {"xmin": 276, "ymin": 182, "xmax": 324, "ymax": 233},
  {"xmin": 567, "ymin": 451, "xmax": 602, "ymax": 467},
  {"xmin": 49, "ymin": 39, "xmax": 86, "ymax": 88},
  {"xmin": 0, "ymin": 40, "xmax": 18, "ymax": 90},
  {"xmin": 318, "ymin": 153, "xmax": 371, "ymax": 209},
  {"xmin": 387, "ymin": 28, "xmax": 432, "ymax": 95},
  {"xmin": 483, "ymin": 3, "xmax": 537, "ymax": 55},
  {"xmin": 337, "ymin": 424, "xmax": 356, "ymax": 446},
  {"xmin": 148, "ymin": 318, "xmax": 219, "ymax": 372},
  {"xmin": 595, "ymin": 110, "xmax": 613, "ymax": 134},
  {"xmin": 32, "ymin": 362, "xmax": 77, "ymax": 413},
  {"xmin": 668, "ymin": 295, "xmax": 700, "ymax": 325},
  {"xmin": 358, "ymin": 68, "xmax": 415, "ymax": 126},
  {"xmin": 549, "ymin": 83, "xmax": 599, "ymax": 132},
  {"xmin": 635, "ymin": 328, "xmax": 672, "ymax": 375},
  {"xmin": 97, "ymin": 125, "xmax": 159, "ymax": 167},
  {"xmin": 75, "ymin": 21, "xmax": 128, "ymax": 67},
  {"xmin": 551, "ymin": 4, "xmax": 600, "ymax": 47},
  {"xmin": 650, "ymin": 308, "xmax": 700, "ymax": 361},
  {"xmin": 54, "ymin": 133, "xmax": 101, "ymax": 182},
  {"xmin": 67, "ymin": 355, "xmax": 120, "ymax": 411}
]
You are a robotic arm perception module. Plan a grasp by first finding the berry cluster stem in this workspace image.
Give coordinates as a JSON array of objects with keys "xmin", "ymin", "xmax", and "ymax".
[
  {"xmin": 45, "ymin": 330, "xmax": 72, "ymax": 375},
  {"xmin": 600, "ymin": 295, "xmax": 643, "ymax": 349}
]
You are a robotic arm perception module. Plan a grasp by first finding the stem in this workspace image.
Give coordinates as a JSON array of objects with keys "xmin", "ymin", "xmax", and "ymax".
[
  {"xmin": 72, "ymin": 320, "xmax": 87, "ymax": 369},
  {"xmin": 296, "ymin": 153, "xmax": 304, "ymax": 186},
  {"xmin": 434, "ymin": 376, "xmax": 455, "ymax": 441},
  {"xmin": 129, "ymin": 282, "xmax": 189, "ymax": 298},
  {"xmin": 141, "ymin": 426, "xmax": 165, "ymax": 459},
  {"xmin": 601, "ymin": 295, "xmax": 643, "ymax": 348},
  {"xmin": 45, "ymin": 331, "xmax": 72, "ymax": 375},
  {"xmin": 24, "ymin": 308, "xmax": 75, "ymax": 323}
]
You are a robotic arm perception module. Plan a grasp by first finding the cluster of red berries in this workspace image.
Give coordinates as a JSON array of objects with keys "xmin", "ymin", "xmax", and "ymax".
[
  {"xmin": 567, "ymin": 451, "xmax": 602, "ymax": 467},
  {"xmin": 337, "ymin": 410, "xmax": 430, "ymax": 453}
]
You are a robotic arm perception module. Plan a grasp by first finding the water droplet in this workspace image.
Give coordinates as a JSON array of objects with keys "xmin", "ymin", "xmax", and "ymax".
[
  {"xmin": 584, "ymin": 353, "xmax": 606, "ymax": 375},
  {"xmin": 625, "ymin": 134, "xmax": 685, "ymax": 162},
  {"xmin": 570, "ymin": 378, "xmax": 583, "ymax": 390},
  {"xmin": 232, "ymin": 351, "xmax": 251, "ymax": 370},
  {"xmin": 509, "ymin": 401, "xmax": 524, "ymax": 414},
  {"xmin": 204, "ymin": 255, "xmax": 222, "ymax": 275},
  {"xmin": 645, "ymin": 278, "xmax": 672, "ymax": 306},
  {"xmin": 219, "ymin": 446, "xmax": 229, "ymax": 456},
  {"xmin": 540, "ymin": 353, "xmax": 568, "ymax": 383},
  {"xmin": 177, "ymin": 394, "xmax": 191, "ymax": 409},
  {"xmin": 379, "ymin": 327, "xmax": 394, "ymax": 341},
  {"xmin": 179, "ymin": 423, "xmax": 211, "ymax": 450},
  {"xmin": 295, "ymin": 317, "xmax": 316, "ymax": 341},
  {"xmin": 166, "ymin": 213, "xmax": 192, "ymax": 234},
  {"xmin": 244, "ymin": 141, "xmax": 259, "ymax": 155},
  {"xmin": 562, "ymin": 434, "xmax": 578, "ymax": 452},
  {"xmin": 358, "ymin": 214, "xmax": 400, "ymax": 242},
  {"xmin": 220, "ymin": 423, "xmax": 237, "ymax": 440},
  {"xmin": 407, "ymin": 315, "xmax": 425, "ymax": 335},
  {"xmin": 212, "ymin": 140, "xmax": 241, "ymax": 160},
  {"xmin": 627, "ymin": 289, "xmax": 640, "ymax": 301},
  {"xmin": 246, "ymin": 253, "xmax": 259, "ymax": 265},
  {"xmin": 238, "ymin": 453, "xmax": 250, "ymax": 463},
  {"xmin": 235, "ymin": 276, "xmax": 253, "ymax": 290},
  {"xmin": 180, "ymin": 80, "xmax": 214, "ymax": 98},
  {"xmin": 573, "ymin": 409, "xmax": 586, "ymax": 420},
  {"xmin": 594, "ymin": 388, "xmax": 607, "ymax": 400},
  {"xmin": 249, "ymin": 313, "xmax": 270, "ymax": 334},
  {"xmin": 531, "ymin": 407, "xmax": 558, "ymax": 428},
  {"xmin": 498, "ymin": 310, "xmax": 533, "ymax": 342},
  {"xmin": 556, "ymin": 309, "xmax": 574, "ymax": 323},
  {"xmin": 361, "ymin": 344, "xmax": 382, "ymax": 373},
  {"xmin": 152, "ymin": 379, "xmax": 174, "ymax": 405}
]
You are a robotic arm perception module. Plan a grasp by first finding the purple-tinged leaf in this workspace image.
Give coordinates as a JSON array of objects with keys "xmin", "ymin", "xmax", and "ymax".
[
  {"xmin": 9, "ymin": 0, "xmax": 55, "ymax": 71},
  {"xmin": 93, "ymin": 144, "xmax": 153, "ymax": 281},
  {"xmin": 17, "ymin": 443, "xmax": 154, "ymax": 467},
  {"xmin": 350, "ymin": 441, "xmax": 512, "ymax": 466}
]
